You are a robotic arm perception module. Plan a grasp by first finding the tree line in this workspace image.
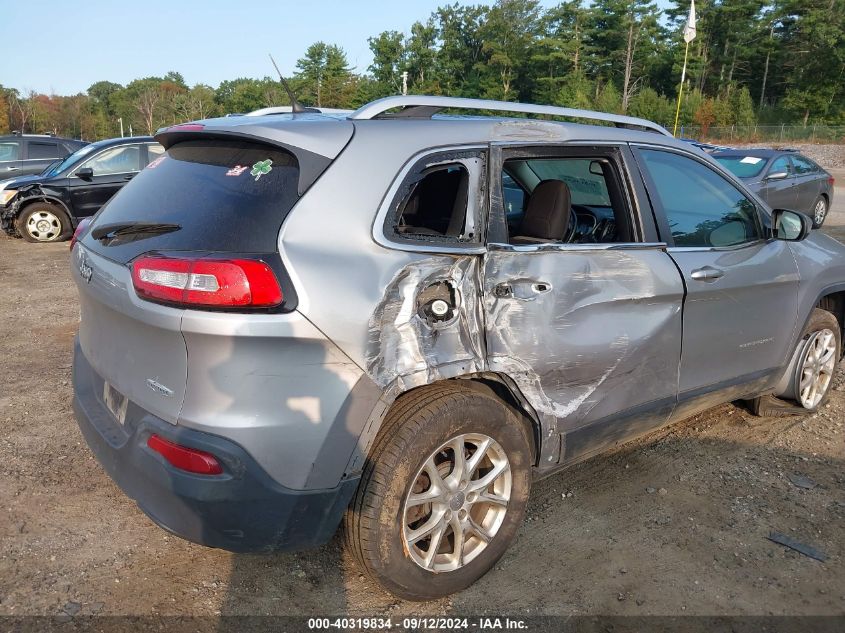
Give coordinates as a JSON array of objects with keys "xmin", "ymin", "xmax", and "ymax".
[{"xmin": 1, "ymin": 0, "xmax": 843, "ymax": 141}]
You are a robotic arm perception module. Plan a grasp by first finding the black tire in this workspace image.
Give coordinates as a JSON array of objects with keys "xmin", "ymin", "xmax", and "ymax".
[
  {"xmin": 811, "ymin": 195, "xmax": 828, "ymax": 229},
  {"xmin": 344, "ymin": 383, "xmax": 532, "ymax": 601},
  {"xmin": 750, "ymin": 308, "xmax": 840, "ymax": 415},
  {"xmin": 15, "ymin": 202, "xmax": 73, "ymax": 243}
]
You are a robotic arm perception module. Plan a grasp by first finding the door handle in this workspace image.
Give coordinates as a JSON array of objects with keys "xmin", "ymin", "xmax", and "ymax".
[
  {"xmin": 690, "ymin": 266, "xmax": 724, "ymax": 282},
  {"xmin": 493, "ymin": 283, "xmax": 513, "ymax": 298},
  {"xmin": 7, "ymin": 167, "xmax": 19, "ymax": 171},
  {"xmin": 122, "ymin": 174, "xmax": 134, "ymax": 181},
  {"xmin": 493, "ymin": 280, "xmax": 552, "ymax": 299}
]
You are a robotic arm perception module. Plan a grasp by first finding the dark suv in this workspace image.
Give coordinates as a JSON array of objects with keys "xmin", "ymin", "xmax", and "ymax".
[
  {"xmin": 0, "ymin": 136, "xmax": 163, "ymax": 242},
  {"xmin": 0, "ymin": 134, "xmax": 88, "ymax": 179}
]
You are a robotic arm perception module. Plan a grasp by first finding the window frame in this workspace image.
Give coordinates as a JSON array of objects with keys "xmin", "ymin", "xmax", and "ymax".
[
  {"xmin": 631, "ymin": 144, "xmax": 768, "ymax": 251},
  {"xmin": 374, "ymin": 145, "xmax": 487, "ymax": 254},
  {"xmin": 487, "ymin": 142, "xmax": 659, "ymax": 250}
]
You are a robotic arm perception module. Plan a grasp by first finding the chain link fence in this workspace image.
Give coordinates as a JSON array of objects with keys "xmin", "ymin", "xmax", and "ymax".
[{"xmin": 673, "ymin": 124, "xmax": 845, "ymax": 144}]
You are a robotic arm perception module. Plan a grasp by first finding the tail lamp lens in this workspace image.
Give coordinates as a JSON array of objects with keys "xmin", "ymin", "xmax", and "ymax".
[
  {"xmin": 147, "ymin": 434, "xmax": 223, "ymax": 475},
  {"xmin": 70, "ymin": 217, "xmax": 92, "ymax": 250},
  {"xmin": 131, "ymin": 256, "xmax": 282, "ymax": 308}
]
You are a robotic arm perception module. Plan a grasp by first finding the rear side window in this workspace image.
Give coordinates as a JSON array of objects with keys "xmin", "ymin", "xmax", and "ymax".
[
  {"xmin": 637, "ymin": 149, "xmax": 761, "ymax": 248},
  {"xmin": 82, "ymin": 139, "xmax": 300, "ymax": 264},
  {"xmin": 398, "ymin": 164, "xmax": 469, "ymax": 238},
  {"xmin": 792, "ymin": 155, "xmax": 819, "ymax": 174},
  {"xmin": 0, "ymin": 142, "xmax": 20, "ymax": 161},
  {"xmin": 386, "ymin": 149, "xmax": 485, "ymax": 247},
  {"xmin": 28, "ymin": 142, "xmax": 60, "ymax": 159}
]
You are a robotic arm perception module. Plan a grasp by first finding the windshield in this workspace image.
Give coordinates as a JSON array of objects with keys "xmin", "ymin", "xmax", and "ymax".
[
  {"xmin": 45, "ymin": 144, "xmax": 98, "ymax": 176},
  {"xmin": 40, "ymin": 158, "xmax": 62, "ymax": 175},
  {"xmin": 714, "ymin": 156, "xmax": 767, "ymax": 179}
]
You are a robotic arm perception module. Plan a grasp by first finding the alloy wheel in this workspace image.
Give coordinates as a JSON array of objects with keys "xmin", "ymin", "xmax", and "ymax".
[
  {"xmin": 814, "ymin": 198, "xmax": 827, "ymax": 226},
  {"xmin": 402, "ymin": 433, "xmax": 512, "ymax": 573},
  {"xmin": 797, "ymin": 328, "xmax": 837, "ymax": 409}
]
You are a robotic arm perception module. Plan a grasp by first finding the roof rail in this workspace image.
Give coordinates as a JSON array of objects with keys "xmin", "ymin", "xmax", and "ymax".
[{"xmin": 349, "ymin": 95, "xmax": 672, "ymax": 136}]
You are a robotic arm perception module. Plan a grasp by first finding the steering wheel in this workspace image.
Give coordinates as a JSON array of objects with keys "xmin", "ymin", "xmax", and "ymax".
[{"xmin": 563, "ymin": 207, "xmax": 578, "ymax": 243}]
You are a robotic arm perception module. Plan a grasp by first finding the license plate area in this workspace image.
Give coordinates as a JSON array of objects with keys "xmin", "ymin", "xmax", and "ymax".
[{"xmin": 103, "ymin": 381, "xmax": 129, "ymax": 425}]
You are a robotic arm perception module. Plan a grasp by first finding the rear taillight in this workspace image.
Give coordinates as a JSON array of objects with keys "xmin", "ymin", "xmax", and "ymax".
[
  {"xmin": 166, "ymin": 123, "xmax": 205, "ymax": 132},
  {"xmin": 147, "ymin": 434, "xmax": 223, "ymax": 475},
  {"xmin": 70, "ymin": 217, "xmax": 92, "ymax": 250},
  {"xmin": 829, "ymin": 176, "xmax": 835, "ymax": 187},
  {"xmin": 131, "ymin": 255, "xmax": 283, "ymax": 308}
]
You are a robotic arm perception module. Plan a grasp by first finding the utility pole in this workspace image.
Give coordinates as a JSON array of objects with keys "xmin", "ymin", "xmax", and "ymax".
[
  {"xmin": 673, "ymin": 0, "xmax": 697, "ymax": 137},
  {"xmin": 401, "ymin": 71, "xmax": 408, "ymax": 96},
  {"xmin": 117, "ymin": 117, "xmax": 124, "ymax": 138},
  {"xmin": 129, "ymin": 124, "xmax": 133, "ymax": 137}
]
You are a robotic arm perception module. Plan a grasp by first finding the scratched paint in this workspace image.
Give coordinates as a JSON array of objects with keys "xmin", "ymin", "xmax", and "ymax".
[
  {"xmin": 365, "ymin": 256, "xmax": 486, "ymax": 396},
  {"xmin": 364, "ymin": 244, "xmax": 684, "ymax": 466}
]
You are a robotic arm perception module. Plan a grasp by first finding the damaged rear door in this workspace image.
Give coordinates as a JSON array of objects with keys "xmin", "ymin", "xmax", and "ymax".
[{"xmin": 483, "ymin": 144, "xmax": 686, "ymax": 466}]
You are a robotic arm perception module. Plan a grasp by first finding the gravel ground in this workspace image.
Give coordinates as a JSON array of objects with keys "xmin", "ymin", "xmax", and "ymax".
[{"xmin": 1, "ymin": 150, "xmax": 845, "ymax": 622}]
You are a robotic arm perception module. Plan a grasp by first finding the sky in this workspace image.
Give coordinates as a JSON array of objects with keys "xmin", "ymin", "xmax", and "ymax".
[{"xmin": 1, "ymin": 0, "xmax": 677, "ymax": 96}]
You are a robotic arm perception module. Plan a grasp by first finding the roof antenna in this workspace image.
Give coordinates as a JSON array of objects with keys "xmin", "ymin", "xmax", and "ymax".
[{"xmin": 269, "ymin": 53, "xmax": 319, "ymax": 114}]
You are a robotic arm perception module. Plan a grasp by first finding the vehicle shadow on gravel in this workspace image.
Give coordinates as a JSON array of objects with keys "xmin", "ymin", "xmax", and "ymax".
[{"xmin": 214, "ymin": 403, "xmax": 845, "ymax": 620}]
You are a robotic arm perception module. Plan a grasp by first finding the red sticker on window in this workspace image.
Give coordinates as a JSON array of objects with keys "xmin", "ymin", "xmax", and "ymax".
[{"xmin": 226, "ymin": 165, "xmax": 249, "ymax": 177}]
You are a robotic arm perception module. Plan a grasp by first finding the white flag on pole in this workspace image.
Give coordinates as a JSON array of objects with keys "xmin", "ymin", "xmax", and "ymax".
[{"xmin": 684, "ymin": 0, "xmax": 697, "ymax": 42}]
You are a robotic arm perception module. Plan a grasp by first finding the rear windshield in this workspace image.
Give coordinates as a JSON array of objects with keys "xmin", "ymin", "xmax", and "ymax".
[
  {"xmin": 714, "ymin": 155, "xmax": 767, "ymax": 179},
  {"xmin": 81, "ymin": 139, "xmax": 300, "ymax": 263}
]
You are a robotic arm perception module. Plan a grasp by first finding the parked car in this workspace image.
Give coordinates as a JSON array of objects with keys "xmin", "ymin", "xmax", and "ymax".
[
  {"xmin": 713, "ymin": 148, "xmax": 835, "ymax": 228},
  {"xmin": 71, "ymin": 96, "xmax": 845, "ymax": 600},
  {"xmin": 0, "ymin": 133, "xmax": 88, "ymax": 178},
  {"xmin": 0, "ymin": 136, "xmax": 163, "ymax": 242}
]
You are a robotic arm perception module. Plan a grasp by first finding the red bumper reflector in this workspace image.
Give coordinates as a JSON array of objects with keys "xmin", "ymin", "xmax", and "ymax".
[{"xmin": 147, "ymin": 434, "xmax": 223, "ymax": 475}]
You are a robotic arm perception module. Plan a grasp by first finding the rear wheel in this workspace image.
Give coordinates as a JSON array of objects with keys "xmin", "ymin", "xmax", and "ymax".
[
  {"xmin": 15, "ymin": 202, "xmax": 72, "ymax": 243},
  {"xmin": 345, "ymin": 384, "xmax": 532, "ymax": 600},
  {"xmin": 812, "ymin": 196, "xmax": 828, "ymax": 228}
]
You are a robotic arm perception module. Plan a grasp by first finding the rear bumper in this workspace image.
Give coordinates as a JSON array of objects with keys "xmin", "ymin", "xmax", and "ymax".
[{"xmin": 72, "ymin": 339, "xmax": 359, "ymax": 553}]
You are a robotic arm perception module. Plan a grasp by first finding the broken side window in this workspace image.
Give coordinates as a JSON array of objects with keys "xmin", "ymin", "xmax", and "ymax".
[{"xmin": 386, "ymin": 149, "xmax": 485, "ymax": 247}]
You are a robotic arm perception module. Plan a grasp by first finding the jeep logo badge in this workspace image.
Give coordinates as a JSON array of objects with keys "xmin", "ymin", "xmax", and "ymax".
[{"xmin": 77, "ymin": 250, "xmax": 93, "ymax": 284}]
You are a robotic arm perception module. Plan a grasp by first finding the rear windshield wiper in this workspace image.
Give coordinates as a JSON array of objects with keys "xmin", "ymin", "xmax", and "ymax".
[{"xmin": 92, "ymin": 222, "xmax": 181, "ymax": 241}]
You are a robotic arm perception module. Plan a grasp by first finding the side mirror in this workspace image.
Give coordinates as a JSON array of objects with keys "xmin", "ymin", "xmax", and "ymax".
[
  {"xmin": 766, "ymin": 170, "xmax": 788, "ymax": 181},
  {"xmin": 75, "ymin": 167, "xmax": 94, "ymax": 179},
  {"xmin": 772, "ymin": 209, "xmax": 812, "ymax": 241}
]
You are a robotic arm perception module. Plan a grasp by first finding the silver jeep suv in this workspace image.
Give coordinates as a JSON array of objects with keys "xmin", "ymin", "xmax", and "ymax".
[{"xmin": 71, "ymin": 96, "xmax": 845, "ymax": 600}]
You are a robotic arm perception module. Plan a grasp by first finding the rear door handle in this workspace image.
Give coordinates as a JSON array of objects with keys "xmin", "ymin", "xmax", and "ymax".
[
  {"xmin": 7, "ymin": 167, "xmax": 19, "ymax": 171},
  {"xmin": 690, "ymin": 266, "xmax": 724, "ymax": 282}
]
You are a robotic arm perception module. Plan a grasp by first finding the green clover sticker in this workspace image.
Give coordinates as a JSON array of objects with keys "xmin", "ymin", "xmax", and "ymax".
[{"xmin": 250, "ymin": 159, "xmax": 273, "ymax": 181}]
